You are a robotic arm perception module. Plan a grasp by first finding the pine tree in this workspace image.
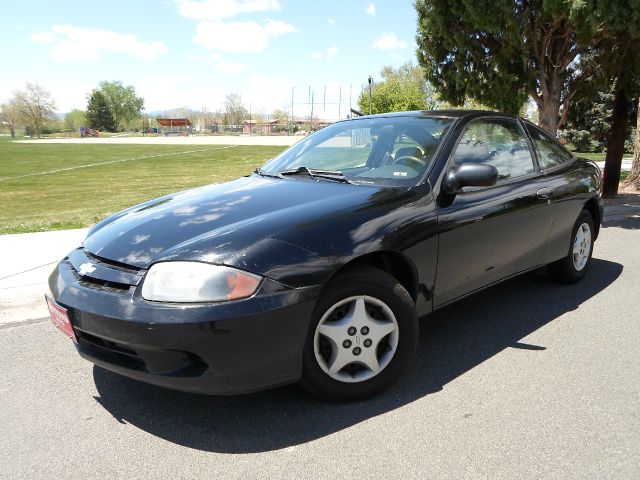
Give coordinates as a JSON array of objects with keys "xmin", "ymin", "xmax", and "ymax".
[{"xmin": 86, "ymin": 90, "xmax": 116, "ymax": 132}]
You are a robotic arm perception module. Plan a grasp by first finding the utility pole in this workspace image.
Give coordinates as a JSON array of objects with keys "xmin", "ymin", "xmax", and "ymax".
[
  {"xmin": 323, "ymin": 84, "xmax": 326, "ymax": 120},
  {"xmin": 368, "ymin": 75, "xmax": 373, "ymax": 115},
  {"xmin": 338, "ymin": 85, "xmax": 342, "ymax": 120},
  {"xmin": 291, "ymin": 86, "xmax": 295, "ymax": 126},
  {"xmin": 310, "ymin": 91, "xmax": 314, "ymax": 131}
]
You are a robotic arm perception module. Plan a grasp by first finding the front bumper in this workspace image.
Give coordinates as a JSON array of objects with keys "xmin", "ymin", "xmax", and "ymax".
[{"xmin": 49, "ymin": 256, "xmax": 319, "ymax": 395}]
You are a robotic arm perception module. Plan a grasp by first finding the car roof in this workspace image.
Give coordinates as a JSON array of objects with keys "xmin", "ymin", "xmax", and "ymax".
[{"xmin": 342, "ymin": 109, "xmax": 513, "ymax": 122}]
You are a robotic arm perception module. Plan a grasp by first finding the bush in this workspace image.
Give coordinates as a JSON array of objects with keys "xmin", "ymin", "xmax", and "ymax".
[
  {"xmin": 568, "ymin": 129, "xmax": 596, "ymax": 152},
  {"xmin": 624, "ymin": 130, "xmax": 636, "ymax": 154}
]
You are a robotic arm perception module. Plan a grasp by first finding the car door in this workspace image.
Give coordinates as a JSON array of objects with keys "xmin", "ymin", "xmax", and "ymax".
[
  {"xmin": 524, "ymin": 122, "xmax": 590, "ymax": 264},
  {"xmin": 433, "ymin": 117, "xmax": 556, "ymax": 307}
]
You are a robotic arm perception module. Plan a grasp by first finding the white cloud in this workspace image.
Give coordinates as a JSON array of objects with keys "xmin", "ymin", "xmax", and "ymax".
[
  {"xmin": 194, "ymin": 19, "xmax": 296, "ymax": 52},
  {"xmin": 31, "ymin": 24, "xmax": 167, "ymax": 61},
  {"xmin": 176, "ymin": 0, "xmax": 281, "ymax": 20},
  {"xmin": 326, "ymin": 46, "xmax": 339, "ymax": 59},
  {"xmin": 327, "ymin": 17, "xmax": 336, "ymax": 25},
  {"xmin": 372, "ymin": 32, "xmax": 406, "ymax": 50},
  {"xmin": 365, "ymin": 3, "xmax": 376, "ymax": 16},
  {"xmin": 310, "ymin": 46, "xmax": 339, "ymax": 61},
  {"xmin": 264, "ymin": 18, "xmax": 297, "ymax": 35},
  {"xmin": 215, "ymin": 61, "xmax": 249, "ymax": 73}
]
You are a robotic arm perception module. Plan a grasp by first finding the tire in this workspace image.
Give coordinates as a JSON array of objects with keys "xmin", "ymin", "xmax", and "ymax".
[
  {"xmin": 548, "ymin": 209, "xmax": 595, "ymax": 283},
  {"xmin": 300, "ymin": 267, "xmax": 418, "ymax": 401}
]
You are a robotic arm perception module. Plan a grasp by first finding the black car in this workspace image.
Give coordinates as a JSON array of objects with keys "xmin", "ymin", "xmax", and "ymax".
[{"xmin": 47, "ymin": 110, "xmax": 602, "ymax": 401}]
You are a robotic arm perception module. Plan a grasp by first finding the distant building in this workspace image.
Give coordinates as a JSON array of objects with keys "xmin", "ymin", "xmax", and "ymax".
[{"xmin": 156, "ymin": 118, "xmax": 192, "ymax": 136}]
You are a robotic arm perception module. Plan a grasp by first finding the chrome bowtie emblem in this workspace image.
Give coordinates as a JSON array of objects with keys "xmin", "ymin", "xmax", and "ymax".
[{"xmin": 79, "ymin": 262, "xmax": 96, "ymax": 275}]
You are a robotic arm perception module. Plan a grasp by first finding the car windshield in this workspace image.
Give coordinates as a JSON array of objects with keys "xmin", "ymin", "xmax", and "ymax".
[{"xmin": 260, "ymin": 115, "xmax": 455, "ymax": 186}]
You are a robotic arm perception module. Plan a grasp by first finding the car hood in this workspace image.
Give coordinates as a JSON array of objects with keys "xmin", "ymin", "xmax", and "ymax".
[{"xmin": 83, "ymin": 176, "xmax": 381, "ymax": 269}]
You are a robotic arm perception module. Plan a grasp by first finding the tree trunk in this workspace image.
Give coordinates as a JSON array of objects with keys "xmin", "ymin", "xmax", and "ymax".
[
  {"xmin": 602, "ymin": 87, "xmax": 631, "ymax": 198},
  {"xmin": 624, "ymin": 97, "xmax": 640, "ymax": 191},
  {"xmin": 537, "ymin": 95, "xmax": 560, "ymax": 135}
]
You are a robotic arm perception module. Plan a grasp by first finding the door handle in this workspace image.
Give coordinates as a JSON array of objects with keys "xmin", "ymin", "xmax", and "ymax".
[{"xmin": 536, "ymin": 187, "xmax": 551, "ymax": 200}]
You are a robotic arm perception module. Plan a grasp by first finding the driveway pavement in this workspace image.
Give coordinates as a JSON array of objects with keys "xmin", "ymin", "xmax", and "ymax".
[{"xmin": 0, "ymin": 197, "xmax": 638, "ymax": 479}]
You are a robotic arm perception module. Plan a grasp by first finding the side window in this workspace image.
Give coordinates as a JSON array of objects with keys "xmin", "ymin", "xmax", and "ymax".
[
  {"xmin": 526, "ymin": 125, "xmax": 574, "ymax": 169},
  {"xmin": 453, "ymin": 119, "xmax": 534, "ymax": 180}
]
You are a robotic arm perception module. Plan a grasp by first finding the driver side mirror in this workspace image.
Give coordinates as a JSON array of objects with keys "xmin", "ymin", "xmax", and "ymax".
[{"xmin": 443, "ymin": 163, "xmax": 498, "ymax": 193}]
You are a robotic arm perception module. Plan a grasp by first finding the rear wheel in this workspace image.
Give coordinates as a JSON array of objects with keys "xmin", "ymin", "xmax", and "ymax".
[
  {"xmin": 548, "ymin": 209, "xmax": 595, "ymax": 283},
  {"xmin": 300, "ymin": 268, "xmax": 418, "ymax": 401}
]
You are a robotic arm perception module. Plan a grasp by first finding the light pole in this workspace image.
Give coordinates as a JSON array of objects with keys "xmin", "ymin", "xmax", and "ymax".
[{"xmin": 368, "ymin": 75, "xmax": 373, "ymax": 115}]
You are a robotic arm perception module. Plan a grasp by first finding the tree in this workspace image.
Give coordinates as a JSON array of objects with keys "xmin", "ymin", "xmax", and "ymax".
[
  {"xmin": 14, "ymin": 83, "xmax": 56, "ymax": 138},
  {"xmin": 224, "ymin": 93, "xmax": 247, "ymax": 126},
  {"xmin": 357, "ymin": 62, "xmax": 442, "ymax": 114},
  {"xmin": 591, "ymin": 6, "xmax": 640, "ymax": 197},
  {"xmin": 564, "ymin": 85, "xmax": 636, "ymax": 153},
  {"xmin": 271, "ymin": 109, "xmax": 289, "ymax": 123},
  {"xmin": 415, "ymin": 1, "xmax": 621, "ymax": 135},
  {"xmin": 0, "ymin": 100, "xmax": 22, "ymax": 137},
  {"xmin": 96, "ymin": 81, "xmax": 144, "ymax": 131},
  {"xmin": 86, "ymin": 90, "xmax": 116, "ymax": 132},
  {"xmin": 64, "ymin": 109, "xmax": 87, "ymax": 131},
  {"xmin": 625, "ymin": 98, "xmax": 640, "ymax": 191}
]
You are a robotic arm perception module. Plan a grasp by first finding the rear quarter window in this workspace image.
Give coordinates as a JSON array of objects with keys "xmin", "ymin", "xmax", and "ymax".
[{"xmin": 526, "ymin": 124, "xmax": 574, "ymax": 170}]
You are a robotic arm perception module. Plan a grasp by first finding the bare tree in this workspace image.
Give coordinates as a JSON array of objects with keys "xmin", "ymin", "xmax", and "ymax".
[
  {"xmin": 224, "ymin": 93, "xmax": 247, "ymax": 126},
  {"xmin": 0, "ymin": 100, "xmax": 22, "ymax": 137},
  {"xmin": 15, "ymin": 83, "xmax": 56, "ymax": 138},
  {"xmin": 624, "ymin": 97, "xmax": 640, "ymax": 191}
]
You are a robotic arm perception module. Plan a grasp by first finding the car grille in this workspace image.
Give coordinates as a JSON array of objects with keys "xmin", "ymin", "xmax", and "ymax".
[
  {"xmin": 66, "ymin": 248, "xmax": 144, "ymax": 294},
  {"xmin": 75, "ymin": 273, "xmax": 132, "ymax": 293}
]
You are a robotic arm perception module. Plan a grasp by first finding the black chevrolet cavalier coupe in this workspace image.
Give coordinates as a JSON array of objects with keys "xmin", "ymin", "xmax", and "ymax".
[{"xmin": 47, "ymin": 110, "xmax": 602, "ymax": 400}]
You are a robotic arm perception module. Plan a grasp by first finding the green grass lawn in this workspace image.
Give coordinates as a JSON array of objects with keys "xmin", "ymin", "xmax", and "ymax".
[
  {"xmin": 571, "ymin": 152, "xmax": 606, "ymax": 162},
  {"xmin": 569, "ymin": 151, "xmax": 630, "ymax": 181},
  {"xmin": 0, "ymin": 138, "xmax": 285, "ymax": 234}
]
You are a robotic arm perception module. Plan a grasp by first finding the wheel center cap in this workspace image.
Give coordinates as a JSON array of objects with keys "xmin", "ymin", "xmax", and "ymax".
[{"xmin": 355, "ymin": 336, "xmax": 361, "ymax": 345}]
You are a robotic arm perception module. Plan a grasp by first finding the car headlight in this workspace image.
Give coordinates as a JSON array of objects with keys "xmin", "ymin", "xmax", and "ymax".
[{"xmin": 141, "ymin": 262, "xmax": 262, "ymax": 302}]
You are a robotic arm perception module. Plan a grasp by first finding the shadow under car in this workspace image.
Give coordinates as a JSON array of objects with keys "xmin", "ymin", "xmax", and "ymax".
[{"xmin": 92, "ymin": 257, "xmax": 622, "ymax": 453}]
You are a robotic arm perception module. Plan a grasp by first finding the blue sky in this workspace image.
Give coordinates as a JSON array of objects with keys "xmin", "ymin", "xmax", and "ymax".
[{"xmin": 1, "ymin": 0, "xmax": 418, "ymax": 119}]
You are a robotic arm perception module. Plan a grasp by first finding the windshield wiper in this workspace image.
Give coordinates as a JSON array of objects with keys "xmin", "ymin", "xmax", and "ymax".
[
  {"xmin": 279, "ymin": 166, "xmax": 354, "ymax": 184},
  {"xmin": 254, "ymin": 167, "xmax": 283, "ymax": 179}
]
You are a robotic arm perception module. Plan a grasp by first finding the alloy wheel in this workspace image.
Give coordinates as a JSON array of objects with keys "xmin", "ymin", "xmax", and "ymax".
[
  {"xmin": 313, "ymin": 295, "xmax": 399, "ymax": 383},
  {"xmin": 572, "ymin": 222, "xmax": 591, "ymax": 271}
]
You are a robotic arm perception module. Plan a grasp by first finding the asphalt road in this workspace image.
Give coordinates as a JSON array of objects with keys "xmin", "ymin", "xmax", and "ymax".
[{"xmin": 1, "ymin": 207, "xmax": 638, "ymax": 479}]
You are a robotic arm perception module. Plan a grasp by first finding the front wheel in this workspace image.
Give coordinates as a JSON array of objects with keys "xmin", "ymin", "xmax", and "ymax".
[
  {"xmin": 300, "ymin": 267, "xmax": 418, "ymax": 401},
  {"xmin": 548, "ymin": 209, "xmax": 595, "ymax": 283}
]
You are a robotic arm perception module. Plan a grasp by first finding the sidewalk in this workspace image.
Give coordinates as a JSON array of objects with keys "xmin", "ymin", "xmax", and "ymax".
[
  {"xmin": 1, "ymin": 193, "xmax": 638, "ymax": 326},
  {"xmin": 0, "ymin": 229, "xmax": 87, "ymax": 325},
  {"xmin": 595, "ymin": 158, "xmax": 633, "ymax": 171}
]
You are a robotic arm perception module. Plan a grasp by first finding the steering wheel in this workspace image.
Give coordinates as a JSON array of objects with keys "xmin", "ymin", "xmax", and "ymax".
[{"xmin": 394, "ymin": 155, "xmax": 425, "ymax": 170}]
